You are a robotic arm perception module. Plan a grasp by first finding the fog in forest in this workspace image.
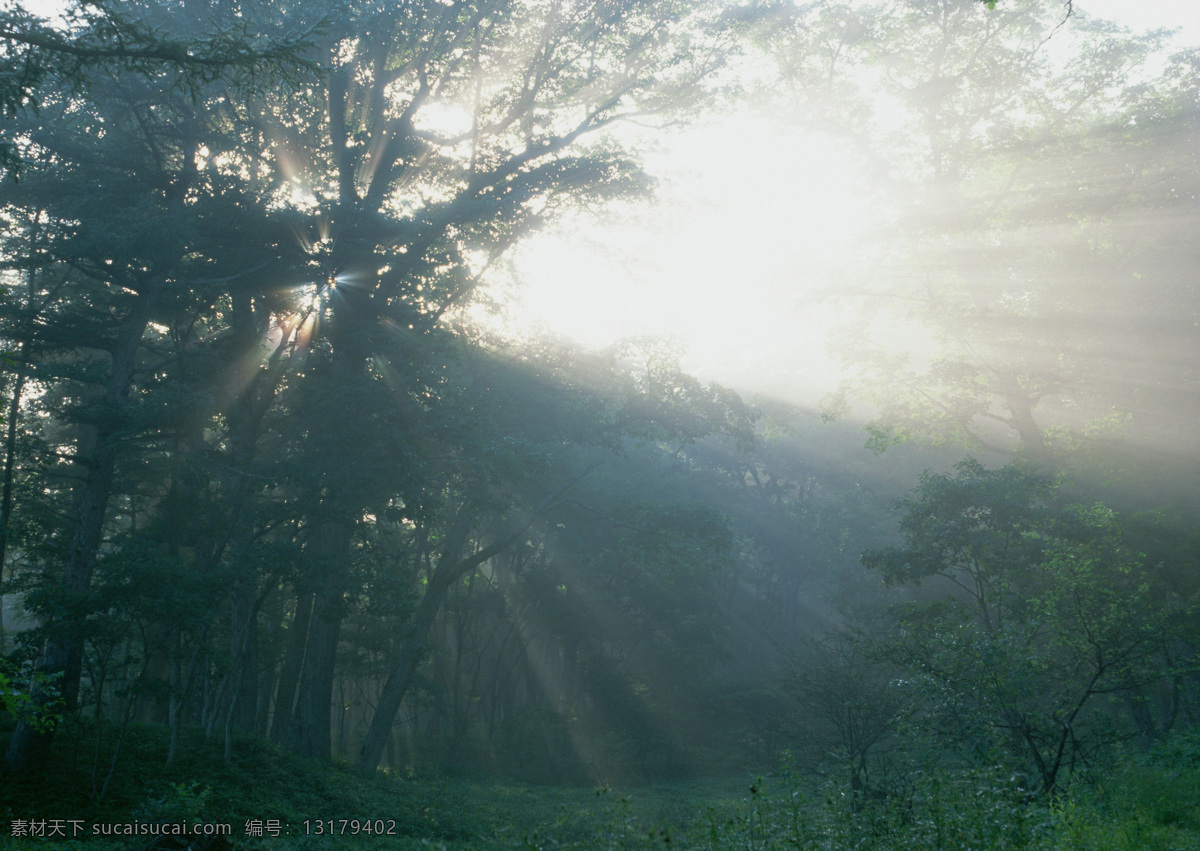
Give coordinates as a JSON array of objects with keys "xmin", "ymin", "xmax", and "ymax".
[
  {"xmin": 1, "ymin": 1, "xmax": 1199, "ymax": 847},
  {"xmin": 500, "ymin": 1, "xmax": 1200, "ymax": 457}
]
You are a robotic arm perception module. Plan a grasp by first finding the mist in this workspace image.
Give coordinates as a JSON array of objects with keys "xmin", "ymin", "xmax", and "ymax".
[
  {"xmin": 506, "ymin": 1, "xmax": 1200, "ymax": 460},
  {"xmin": 2, "ymin": 0, "xmax": 1199, "ymax": 846}
]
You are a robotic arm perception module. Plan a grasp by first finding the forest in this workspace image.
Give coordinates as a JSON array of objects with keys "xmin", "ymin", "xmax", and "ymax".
[{"xmin": 1, "ymin": 0, "xmax": 1198, "ymax": 848}]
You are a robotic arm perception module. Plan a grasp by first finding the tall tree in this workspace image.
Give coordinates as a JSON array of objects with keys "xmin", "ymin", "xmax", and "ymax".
[
  {"xmin": 213, "ymin": 0, "xmax": 740, "ymax": 761},
  {"xmin": 0, "ymin": 0, "xmax": 321, "ymax": 771}
]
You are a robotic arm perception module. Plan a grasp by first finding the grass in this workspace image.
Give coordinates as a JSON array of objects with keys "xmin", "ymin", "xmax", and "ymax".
[{"xmin": 2, "ymin": 719, "xmax": 1200, "ymax": 849}]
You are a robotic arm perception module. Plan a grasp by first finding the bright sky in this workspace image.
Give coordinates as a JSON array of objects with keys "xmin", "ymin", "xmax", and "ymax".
[
  {"xmin": 1078, "ymin": 0, "xmax": 1200, "ymax": 35},
  {"xmin": 500, "ymin": 0, "xmax": 1200, "ymax": 405},
  {"xmin": 495, "ymin": 118, "xmax": 866, "ymax": 403}
]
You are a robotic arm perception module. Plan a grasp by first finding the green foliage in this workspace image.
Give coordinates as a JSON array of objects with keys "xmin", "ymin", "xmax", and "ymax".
[
  {"xmin": 862, "ymin": 459, "xmax": 1184, "ymax": 795},
  {"xmin": 0, "ymin": 0, "xmax": 321, "ymax": 176},
  {"xmin": 612, "ymin": 498, "xmax": 733, "ymax": 582},
  {"xmin": 863, "ymin": 458, "xmax": 1057, "ymax": 594},
  {"xmin": 0, "ymin": 665, "xmax": 61, "ymax": 733},
  {"xmin": 130, "ymin": 781, "xmax": 213, "ymax": 825},
  {"xmin": 3, "ymin": 713, "xmax": 1200, "ymax": 849}
]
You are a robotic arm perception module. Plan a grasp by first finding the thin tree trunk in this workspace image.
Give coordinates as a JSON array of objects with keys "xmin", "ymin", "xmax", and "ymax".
[
  {"xmin": 1, "ymin": 213, "xmax": 42, "ymax": 652},
  {"xmin": 6, "ymin": 286, "xmax": 157, "ymax": 774},
  {"xmin": 257, "ymin": 589, "xmax": 285, "ymax": 738},
  {"xmin": 288, "ymin": 518, "xmax": 349, "ymax": 760},
  {"xmin": 166, "ymin": 627, "xmax": 183, "ymax": 766},
  {"xmin": 355, "ymin": 515, "xmax": 473, "ymax": 773},
  {"xmin": 270, "ymin": 591, "xmax": 313, "ymax": 744},
  {"xmin": 0, "ymin": 344, "xmax": 27, "ymax": 655},
  {"xmin": 355, "ymin": 468, "xmax": 594, "ymax": 773}
]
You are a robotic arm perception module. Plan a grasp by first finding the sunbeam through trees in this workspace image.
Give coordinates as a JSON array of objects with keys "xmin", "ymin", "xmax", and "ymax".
[{"xmin": 1, "ymin": 0, "xmax": 1199, "ymax": 847}]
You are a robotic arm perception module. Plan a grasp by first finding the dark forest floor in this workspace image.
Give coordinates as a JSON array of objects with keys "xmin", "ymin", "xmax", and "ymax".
[{"xmin": 2, "ymin": 719, "xmax": 1199, "ymax": 849}]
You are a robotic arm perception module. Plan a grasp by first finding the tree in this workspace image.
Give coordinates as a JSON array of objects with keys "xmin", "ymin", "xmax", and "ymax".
[
  {"xmin": 764, "ymin": 0, "xmax": 1198, "ymax": 463},
  {"xmin": 782, "ymin": 628, "xmax": 909, "ymax": 805},
  {"xmin": 0, "ymin": 0, "xmax": 325, "ymax": 772},
  {"xmin": 0, "ymin": 0, "xmax": 321, "ymax": 176},
  {"xmin": 209, "ymin": 0, "xmax": 742, "ymax": 763},
  {"xmin": 0, "ymin": 0, "xmax": 752, "ymax": 772},
  {"xmin": 864, "ymin": 459, "xmax": 1181, "ymax": 794}
]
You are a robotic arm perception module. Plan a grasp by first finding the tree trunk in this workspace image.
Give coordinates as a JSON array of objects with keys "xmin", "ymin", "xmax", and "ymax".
[
  {"xmin": 229, "ymin": 585, "xmax": 260, "ymax": 735},
  {"xmin": 218, "ymin": 290, "xmax": 291, "ymax": 741},
  {"xmin": 356, "ymin": 561, "xmax": 457, "ymax": 772},
  {"xmin": 0, "ymin": 344, "xmax": 27, "ymax": 655},
  {"xmin": 1004, "ymin": 387, "xmax": 1046, "ymax": 462},
  {"xmin": 288, "ymin": 518, "xmax": 350, "ymax": 760},
  {"xmin": 288, "ymin": 585, "xmax": 343, "ymax": 760},
  {"xmin": 166, "ymin": 627, "xmax": 183, "ymax": 766},
  {"xmin": 355, "ymin": 471, "xmax": 591, "ymax": 772},
  {"xmin": 270, "ymin": 591, "xmax": 312, "ymax": 744},
  {"xmin": 257, "ymin": 589, "xmax": 286, "ymax": 738},
  {"xmin": 6, "ymin": 286, "xmax": 157, "ymax": 774}
]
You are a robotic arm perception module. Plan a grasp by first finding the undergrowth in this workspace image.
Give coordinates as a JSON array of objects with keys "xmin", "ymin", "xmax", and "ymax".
[{"xmin": 1, "ymin": 720, "xmax": 1198, "ymax": 849}]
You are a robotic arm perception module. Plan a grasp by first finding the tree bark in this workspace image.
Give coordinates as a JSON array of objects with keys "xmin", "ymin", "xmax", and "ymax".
[{"xmin": 1004, "ymin": 387, "xmax": 1047, "ymax": 462}]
